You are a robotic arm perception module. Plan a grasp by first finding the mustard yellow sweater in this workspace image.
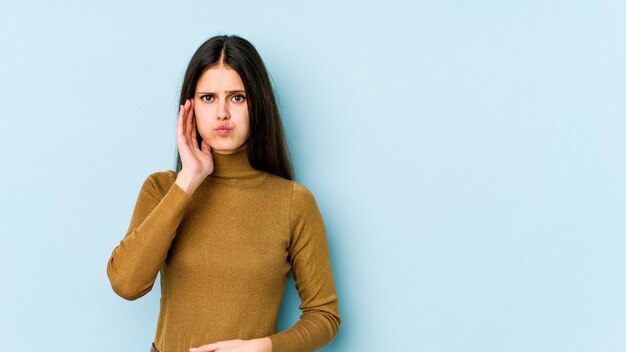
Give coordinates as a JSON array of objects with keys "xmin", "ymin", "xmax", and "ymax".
[{"xmin": 106, "ymin": 149, "xmax": 341, "ymax": 352}]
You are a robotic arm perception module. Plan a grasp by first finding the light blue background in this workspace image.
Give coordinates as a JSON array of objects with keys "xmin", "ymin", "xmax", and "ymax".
[{"xmin": 1, "ymin": 1, "xmax": 624, "ymax": 351}]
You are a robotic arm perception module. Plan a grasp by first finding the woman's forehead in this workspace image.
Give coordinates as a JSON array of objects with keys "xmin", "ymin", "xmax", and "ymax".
[{"xmin": 197, "ymin": 66, "xmax": 244, "ymax": 91}]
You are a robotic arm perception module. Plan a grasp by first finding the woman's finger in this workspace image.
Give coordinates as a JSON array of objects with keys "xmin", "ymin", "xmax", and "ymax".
[
  {"xmin": 201, "ymin": 138, "xmax": 211, "ymax": 154},
  {"xmin": 190, "ymin": 100, "xmax": 199, "ymax": 150},
  {"xmin": 189, "ymin": 342, "xmax": 221, "ymax": 352},
  {"xmin": 180, "ymin": 100, "xmax": 191, "ymax": 142},
  {"xmin": 177, "ymin": 100, "xmax": 193, "ymax": 158},
  {"xmin": 177, "ymin": 103, "xmax": 185, "ymax": 142},
  {"xmin": 185, "ymin": 98, "xmax": 193, "ymax": 146}
]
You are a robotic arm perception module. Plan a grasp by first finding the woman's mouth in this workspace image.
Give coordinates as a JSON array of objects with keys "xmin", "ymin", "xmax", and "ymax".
[{"xmin": 215, "ymin": 126, "xmax": 231, "ymax": 135}]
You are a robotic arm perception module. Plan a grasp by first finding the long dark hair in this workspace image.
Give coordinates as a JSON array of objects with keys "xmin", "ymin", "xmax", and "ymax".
[{"xmin": 174, "ymin": 34, "xmax": 294, "ymax": 181}]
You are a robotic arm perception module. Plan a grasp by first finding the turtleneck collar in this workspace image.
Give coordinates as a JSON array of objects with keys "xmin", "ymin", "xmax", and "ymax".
[{"xmin": 206, "ymin": 148, "xmax": 266, "ymax": 184}]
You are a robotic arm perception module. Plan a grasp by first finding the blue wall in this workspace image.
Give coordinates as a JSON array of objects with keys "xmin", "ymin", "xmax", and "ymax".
[{"xmin": 1, "ymin": 1, "xmax": 624, "ymax": 351}]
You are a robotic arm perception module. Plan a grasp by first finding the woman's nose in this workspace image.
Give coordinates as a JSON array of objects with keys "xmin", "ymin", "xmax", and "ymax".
[{"xmin": 217, "ymin": 100, "xmax": 229, "ymax": 120}]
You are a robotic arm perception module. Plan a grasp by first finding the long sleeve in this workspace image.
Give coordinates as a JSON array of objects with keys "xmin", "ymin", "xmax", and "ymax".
[
  {"xmin": 268, "ymin": 182, "xmax": 341, "ymax": 352},
  {"xmin": 106, "ymin": 171, "xmax": 193, "ymax": 301}
]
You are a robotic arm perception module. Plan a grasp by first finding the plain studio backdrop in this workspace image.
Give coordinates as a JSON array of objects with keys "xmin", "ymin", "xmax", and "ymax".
[{"xmin": 0, "ymin": 1, "xmax": 624, "ymax": 351}]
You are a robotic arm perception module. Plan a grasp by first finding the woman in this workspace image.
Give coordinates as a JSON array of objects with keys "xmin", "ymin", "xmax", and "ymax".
[{"xmin": 106, "ymin": 35, "xmax": 341, "ymax": 352}]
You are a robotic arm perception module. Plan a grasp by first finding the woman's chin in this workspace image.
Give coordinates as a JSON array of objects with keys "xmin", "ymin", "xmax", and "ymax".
[
  {"xmin": 211, "ymin": 145, "xmax": 245, "ymax": 154},
  {"xmin": 210, "ymin": 141, "xmax": 247, "ymax": 154}
]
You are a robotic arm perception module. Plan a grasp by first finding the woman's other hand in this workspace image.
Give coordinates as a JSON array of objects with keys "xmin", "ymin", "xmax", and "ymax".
[{"xmin": 188, "ymin": 337, "xmax": 272, "ymax": 352}]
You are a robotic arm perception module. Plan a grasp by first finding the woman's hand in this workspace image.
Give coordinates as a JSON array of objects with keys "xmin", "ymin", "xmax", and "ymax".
[
  {"xmin": 188, "ymin": 337, "xmax": 272, "ymax": 352},
  {"xmin": 177, "ymin": 98, "xmax": 214, "ymax": 177}
]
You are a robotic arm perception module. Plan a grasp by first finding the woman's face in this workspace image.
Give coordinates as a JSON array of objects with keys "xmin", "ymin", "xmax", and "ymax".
[{"xmin": 193, "ymin": 64, "xmax": 250, "ymax": 155}]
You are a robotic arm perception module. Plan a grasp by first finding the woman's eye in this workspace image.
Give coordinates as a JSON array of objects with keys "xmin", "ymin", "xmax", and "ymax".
[
  {"xmin": 201, "ymin": 95, "xmax": 213, "ymax": 102},
  {"xmin": 233, "ymin": 95, "xmax": 246, "ymax": 103}
]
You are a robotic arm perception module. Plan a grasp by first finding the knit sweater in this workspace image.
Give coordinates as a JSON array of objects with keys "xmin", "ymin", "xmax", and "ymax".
[{"xmin": 106, "ymin": 149, "xmax": 341, "ymax": 352}]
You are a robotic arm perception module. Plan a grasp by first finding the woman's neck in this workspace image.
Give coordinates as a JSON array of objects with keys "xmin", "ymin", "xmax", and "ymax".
[{"xmin": 206, "ymin": 148, "xmax": 266, "ymax": 184}]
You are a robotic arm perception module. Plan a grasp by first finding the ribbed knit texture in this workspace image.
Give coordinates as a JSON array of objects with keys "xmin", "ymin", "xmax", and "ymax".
[{"xmin": 106, "ymin": 148, "xmax": 341, "ymax": 352}]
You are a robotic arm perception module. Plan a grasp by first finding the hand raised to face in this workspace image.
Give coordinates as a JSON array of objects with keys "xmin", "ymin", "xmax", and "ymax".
[{"xmin": 177, "ymin": 98, "xmax": 214, "ymax": 177}]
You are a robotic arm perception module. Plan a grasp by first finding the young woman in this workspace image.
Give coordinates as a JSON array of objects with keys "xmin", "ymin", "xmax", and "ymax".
[{"xmin": 106, "ymin": 35, "xmax": 341, "ymax": 352}]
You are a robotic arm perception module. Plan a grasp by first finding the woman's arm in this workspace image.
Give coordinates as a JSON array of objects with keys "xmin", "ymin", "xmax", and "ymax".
[
  {"xmin": 267, "ymin": 182, "xmax": 342, "ymax": 352},
  {"xmin": 106, "ymin": 171, "xmax": 193, "ymax": 300}
]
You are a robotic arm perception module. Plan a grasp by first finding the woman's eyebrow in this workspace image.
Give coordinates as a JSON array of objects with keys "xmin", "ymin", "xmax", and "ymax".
[{"xmin": 197, "ymin": 90, "xmax": 246, "ymax": 94}]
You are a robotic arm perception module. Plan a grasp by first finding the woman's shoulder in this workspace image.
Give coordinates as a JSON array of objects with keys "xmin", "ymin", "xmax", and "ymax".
[
  {"xmin": 260, "ymin": 173, "xmax": 317, "ymax": 203},
  {"xmin": 144, "ymin": 169, "xmax": 177, "ymax": 183},
  {"xmin": 261, "ymin": 171, "xmax": 295, "ymax": 188},
  {"xmin": 286, "ymin": 180, "xmax": 326, "ymax": 228},
  {"xmin": 139, "ymin": 169, "xmax": 178, "ymax": 197},
  {"xmin": 288, "ymin": 180, "xmax": 320, "ymax": 210}
]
